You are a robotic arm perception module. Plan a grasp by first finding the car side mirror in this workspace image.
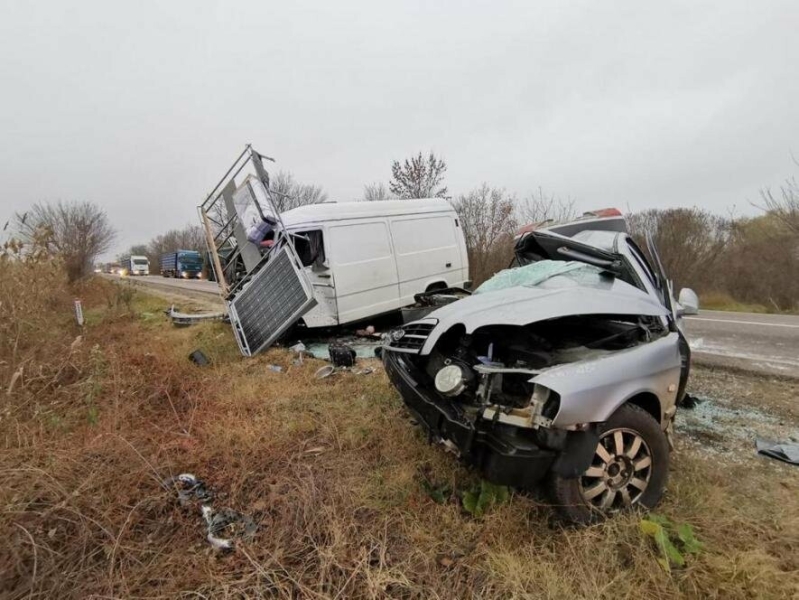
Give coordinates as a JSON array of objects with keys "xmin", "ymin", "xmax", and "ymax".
[{"xmin": 678, "ymin": 288, "xmax": 699, "ymax": 316}]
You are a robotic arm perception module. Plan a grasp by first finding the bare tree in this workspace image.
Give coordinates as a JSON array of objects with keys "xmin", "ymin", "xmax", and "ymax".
[
  {"xmin": 626, "ymin": 208, "xmax": 732, "ymax": 292},
  {"xmin": 269, "ymin": 171, "xmax": 328, "ymax": 212},
  {"xmin": 123, "ymin": 244, "xmax": 149, "ymax": 258},
  {"xmin": 389, "ymin": 152, "xmax": 448, "ymax": 199},
  {"xmin": 452, "ymin": 184, "xmax": 518, "ymax": 285},
  {"xmin": 518, "ymin": 187, "xmax": 576, "ymax": 225},
  {"xmin": 363, "ymin": 182, "xmax": 394, "ymax": 201},
  {"xmin": 14, "ymin": 201, "xmax": 115, "ymax": 282},
  {"xmin": 759, "ymin": 174, "xmax": 799, "ymax": 234}
]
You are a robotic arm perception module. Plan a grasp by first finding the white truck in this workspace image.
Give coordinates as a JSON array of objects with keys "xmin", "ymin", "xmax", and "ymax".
[{"xmin": 121, "ymin": 255, "xmax": 150, "ymax": 276}]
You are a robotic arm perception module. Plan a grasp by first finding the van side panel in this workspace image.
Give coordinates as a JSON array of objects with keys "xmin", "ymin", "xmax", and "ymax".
[
  {"xmin": 390, "ymin": 215, "xmax": 463, "ymax": 305},
  {"xmin": 327, "ymin": 221, "xmax": 400, "ymax": 324}
]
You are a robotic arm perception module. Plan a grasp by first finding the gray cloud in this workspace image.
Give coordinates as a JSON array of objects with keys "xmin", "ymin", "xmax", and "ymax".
[{"xmin": 1, "ymin": 0, "xmax": 797, "ymax": 257}]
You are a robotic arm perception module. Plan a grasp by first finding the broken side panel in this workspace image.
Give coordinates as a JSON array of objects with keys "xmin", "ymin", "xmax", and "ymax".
[
  {"xmin": 228, "ymin": 245, "xmax": 317, "ymax": 356},
  {"xmin": 199, "ymin": 145, "xmax": 317, "ymax": 356}
]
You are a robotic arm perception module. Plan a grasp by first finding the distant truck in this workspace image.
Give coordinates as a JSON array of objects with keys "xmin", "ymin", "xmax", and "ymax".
[
  {"xmin": 161, "ymin": 250, "xmax": 204, "ymax": 279},
  {"xmin": 103, "ymin": 262, "xmax": 121, "ymax": 274},
  {"xmin": 121, "ymin": 255, "xmax": 150, "ymax": 276}
]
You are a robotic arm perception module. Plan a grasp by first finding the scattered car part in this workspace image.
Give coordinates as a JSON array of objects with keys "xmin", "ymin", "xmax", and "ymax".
[
  {"xmin": 202, "ymin": 506, "xmax": 258, "ymax": 551},
  {"xmin": 163, "ymin": 473, "xmax": 258, "ymax": 551},
  {"xmin": 188, "ymin": 350, "xmax": 210, "ymax": 367},
  {"xmin": 168, "ymin": 305, "xmax": 226, "ymax": 327},
  {"xmin": 315, "ymin": 365, "xmax": 336, "ymax": 379},
  {"xmin": 329, "ymin": 342, "xmax": 357, "ymax": 367},
  {"xmin": 756, "ymin": 439, "xmax": 799, "ymax": 465}
]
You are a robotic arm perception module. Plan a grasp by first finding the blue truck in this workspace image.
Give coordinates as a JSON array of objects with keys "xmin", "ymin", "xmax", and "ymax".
[{"xmin": 161, "ymin": 250, "xmax": 204, "ymax": 279}]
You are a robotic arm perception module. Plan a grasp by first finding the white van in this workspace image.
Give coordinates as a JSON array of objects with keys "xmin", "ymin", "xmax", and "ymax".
[{"xmin": 280, "ymin": 199, "xmax": 470, "ymax": 328}]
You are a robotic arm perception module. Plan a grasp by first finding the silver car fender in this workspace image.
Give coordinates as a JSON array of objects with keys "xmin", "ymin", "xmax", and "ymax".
[{"xmin": 532, "ymin": 332, "xmax": 682, "ymax": 428}]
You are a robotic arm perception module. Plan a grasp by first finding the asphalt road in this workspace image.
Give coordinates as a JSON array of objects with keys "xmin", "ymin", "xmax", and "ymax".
[
  {"xmin": 126, "ymin": 274, "xmax": 222, "ymax": 295},
  {"xmin": 113, "ymin": 275, "xmax": 799, "ymax": 378},
  {"xmin": 685, "ymin": 310, "xmax": 799, "ymax": 378}
]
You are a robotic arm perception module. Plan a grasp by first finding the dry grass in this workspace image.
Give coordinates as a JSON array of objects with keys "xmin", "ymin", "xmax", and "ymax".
[
  {"xmin": 2, "ymin": 263, "xmax": 798, "ymax": 598},
  {"xmin": 699, "ymin": 291, "xmax": 772, "ymax": 314}
]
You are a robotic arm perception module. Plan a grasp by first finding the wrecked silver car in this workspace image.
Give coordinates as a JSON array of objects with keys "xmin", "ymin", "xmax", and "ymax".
[{"xmin": 383, "ymin": 228, "xmax": 697, "ymax": 523}]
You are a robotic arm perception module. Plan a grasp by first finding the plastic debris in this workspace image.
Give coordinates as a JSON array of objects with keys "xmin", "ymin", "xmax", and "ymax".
[
  {"xmin": 315, "ymin": 365, "xmax": 336, "ymax": 379},
  {"xmin": 329, "ymin": 342, "xmax": 357, "ymax": 367},
  {"xmin": 756, "ymin": 439, "xmax": 799, "ymax": 465},
  {"xmin": 188, "ymin": 350, "xmax": 210, "ymax": 366},
  {"xmin": 267, "ymin": 364, "xmax": 284, "ymax": 373}
]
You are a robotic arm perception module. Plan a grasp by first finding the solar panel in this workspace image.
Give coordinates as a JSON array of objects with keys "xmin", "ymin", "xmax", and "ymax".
[{"xmin": 227, "ymin": 246, "xmax": 316, "ymax": 356}]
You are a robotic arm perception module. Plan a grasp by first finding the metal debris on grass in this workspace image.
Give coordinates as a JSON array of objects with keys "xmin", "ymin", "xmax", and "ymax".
[
  {"xmin": 162, "ymin": 473, "xmax": 258, "ymax": 551},
  {"xmin": 167, "ymin": 305, "xmax": 226, "ymax": 327}
]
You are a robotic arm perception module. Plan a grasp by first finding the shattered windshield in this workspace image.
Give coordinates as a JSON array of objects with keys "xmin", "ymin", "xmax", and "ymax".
[{"xmin": 475, "ymin": 260, "xmax": 605, "ymax": 294}]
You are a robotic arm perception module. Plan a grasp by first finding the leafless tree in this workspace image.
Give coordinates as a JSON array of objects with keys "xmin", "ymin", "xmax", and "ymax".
[
  {"xmin": 759, "ymin": 173, "xmax": 799, "ymax": 234},
  {"xmin": 452, "ymin": 184, "xmax": 518, "ymax": 285},
  {"xmin": 14, "ymin": 201, "xmax": 115, "ymax": 281},
  {"xmin": 626, "ymin": 208, "xmax": 732, "ymax": 292},
  {"xmin": 123, "ymin": 244, "xmax": 149, "ymax": 258},
  {"xmin": 518, "ymin": 187, "xmax": 577, "ymax": 225},
  {"xmin": 363, "ymin": 182, "xmax": 395, "ymax": 201},
  {"xmin": 389, "ymin": 152, "xmax": 448, "ymax": 199},
  {"xmin": 269, "ymin": 171, "xmax": 328, "ymax": 212}
]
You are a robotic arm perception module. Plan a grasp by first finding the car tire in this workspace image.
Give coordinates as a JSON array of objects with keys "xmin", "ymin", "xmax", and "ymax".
[{"xmin": 549, "ymin": 403, "xmax": 669, "ymax": 525}]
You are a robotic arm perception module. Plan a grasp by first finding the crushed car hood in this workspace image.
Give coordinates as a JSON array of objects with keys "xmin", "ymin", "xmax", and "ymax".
[{"xmin": 420, "ymin": 277, "xmax": 668, "ymax": 354}]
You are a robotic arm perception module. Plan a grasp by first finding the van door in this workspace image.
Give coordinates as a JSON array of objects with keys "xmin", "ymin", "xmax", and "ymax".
[
  {"xmin": 326, "ymin": 220, "xmax": 400, "ymax": 323},
  {"xmin": 290, "ymin": 229, "xmax": 338, "ymax": 327},
  {"xmin": 390, "ymin": 214, "xmax": 462, "ymax": 305}
]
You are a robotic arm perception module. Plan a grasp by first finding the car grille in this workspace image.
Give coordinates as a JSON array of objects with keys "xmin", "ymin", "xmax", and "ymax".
[{"xmin": 387, "ymin": 321, "xmax": 436, "ymax": 353}]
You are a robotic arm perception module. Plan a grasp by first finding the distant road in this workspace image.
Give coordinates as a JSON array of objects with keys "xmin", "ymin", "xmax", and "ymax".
[
  {"xmin": 685, "ymin": 310, "xmax": 799, "ymax": 378},
  {"xmin": 129, "ymin": 274, "xmax": 222, "ymax": 295},
  {"xmin": 111, "ymin": 275, "xmax": 799, "ymax": 378}
]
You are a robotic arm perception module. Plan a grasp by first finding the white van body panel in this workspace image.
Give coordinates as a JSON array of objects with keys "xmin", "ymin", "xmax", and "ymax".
[{"xmin": 282, "ymin": 199, "xmax": 469, "ymax": 327}]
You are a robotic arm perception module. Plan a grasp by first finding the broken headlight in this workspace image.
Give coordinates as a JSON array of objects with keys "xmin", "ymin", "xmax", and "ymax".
[{"xmin": 435, "ymin": 364, "xmax": 467, "ymax": 397}]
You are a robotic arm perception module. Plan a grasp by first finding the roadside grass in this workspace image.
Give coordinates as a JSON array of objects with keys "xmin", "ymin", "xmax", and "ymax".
[
  {"xmin": 699, "ymin": 291, "xmax": 779, "ymax": 314},
  {"xmin": 2, "ymin": 266, "xmax": 798, "ymax": 598}
]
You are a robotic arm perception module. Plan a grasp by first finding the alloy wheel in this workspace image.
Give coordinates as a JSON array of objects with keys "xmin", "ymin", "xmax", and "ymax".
[{"xmin": 579, "ymin": 427, "xmax": 653, "ymax": 511}]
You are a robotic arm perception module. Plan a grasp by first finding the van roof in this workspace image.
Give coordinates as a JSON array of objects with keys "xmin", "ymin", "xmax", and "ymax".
[{"xmin": 280, "ymin": 198, "xmax": 454, "ymax": 228}]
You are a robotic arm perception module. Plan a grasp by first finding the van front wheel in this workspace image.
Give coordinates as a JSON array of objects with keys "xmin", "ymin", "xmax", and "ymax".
[{"xmin": 549, "ymin": 404, "xmax": 669, "ymax": 525}]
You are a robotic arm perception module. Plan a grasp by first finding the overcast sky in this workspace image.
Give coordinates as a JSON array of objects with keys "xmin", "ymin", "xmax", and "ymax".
[{"xmin": 1, "ymin": 0, "xmax": 797, "ymax": 258}]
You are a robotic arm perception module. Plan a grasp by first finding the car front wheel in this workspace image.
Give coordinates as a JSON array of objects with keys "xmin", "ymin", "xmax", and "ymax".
[{"xmin": 550, "ymin": 403, "xmax": 669, "ymax": 525}]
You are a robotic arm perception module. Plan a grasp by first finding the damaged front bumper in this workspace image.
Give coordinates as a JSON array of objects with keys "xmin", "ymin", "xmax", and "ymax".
[{"xmin": 383, "ymin": 350, "xmax": 561, "ymax": 488}]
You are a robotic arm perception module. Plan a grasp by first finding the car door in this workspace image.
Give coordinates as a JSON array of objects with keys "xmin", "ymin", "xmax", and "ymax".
[{"xmin": 645, "ymin": 231, "xmax": 691, "ymax": 403}]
